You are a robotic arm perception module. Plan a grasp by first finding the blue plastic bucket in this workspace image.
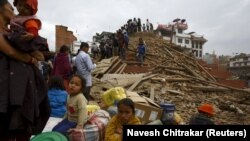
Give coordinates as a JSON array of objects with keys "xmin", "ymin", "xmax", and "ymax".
[{"xmin": 160, "ymin": 103, "xmax": 175, "ymax": 124}]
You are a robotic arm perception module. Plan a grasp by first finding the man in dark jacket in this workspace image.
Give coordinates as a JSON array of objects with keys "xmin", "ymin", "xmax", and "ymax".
[{"xmin": 189, "ymin": 104, "xmax": 215, "ymax": 125}]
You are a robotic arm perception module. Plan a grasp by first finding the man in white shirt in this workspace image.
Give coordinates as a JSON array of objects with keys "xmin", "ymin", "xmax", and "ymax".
[{"xmin": 75, "ymin": 42, "xmax": 96, "ymax": 101}]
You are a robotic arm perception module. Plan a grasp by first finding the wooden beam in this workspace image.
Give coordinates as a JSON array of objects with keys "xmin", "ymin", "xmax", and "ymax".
[
  {"xmin": 122, "ymin": 61, "xmax": 149, "ymax": 66},
  {"xmin": 185, "ymin": 60, "xmax": 198, "ymax": 69},
  {"xmin": 162, "ymin": 47, "xmax": 174, "ymax": 58},
  {"xmin": 93, "ymin": 74, "xmax": 99, "ymax": 78},
  {"xmin": 128, "ymin": 79, "xmax": 141, "ymax": 91},
  {"xmin": 163, "ymin": 43, "xmax": 196, "ymax": 61},
  {"xmin": 165, "ymin": 78, "xmax": 191, "ymax": 82},
  {"xmin": 190, "ymin": 85, "xmax": 230, "ymax": 92},
  {"xmin": 158, "ymin": 65, "xmax": 185, "ymax": 71},
  {"xmin": 161, "ymin": 60, "xmax": 174, "ymax": 66},
  {"xmin": 128, "ymin": 74, "xmax": 158, "ymax": 91},
  {"xmin": 119, "ymin": 64, "xmax": 127, "ymax": 74},
  {"xmin": 150, "ymin": 87, "xmax": 155, "ymax": 102},
  {"xmin": 97, "ymin": 57, "xmax": 119, "ymax": 74},
  {"xmin": 106, "ymin": 59, "xmax": 121, "ymax": 73},
  {"xmin": 180, "ymin": 63, "xmax": 205, "ymax": 80},
  {"xmin": 111, "ymin": 56, "xmax": 119, "ymax": 64},
  {"xmin": 114, "ymin": 63, "xmax": 125, "ymax": 74},
  {"xmin": 166, "ymin": 89, "xmax": 185, "ymax": 95},
  {"xmin": 151, "ymin": 78, "xmax": 165, "ymax": 82},
  {"xmin": 142, "ymin": 74, "xmax": 158, "ymax": 81},
  {"xmin": 196, "ymin": 61, "xmax": 217, "ymax": 82}
]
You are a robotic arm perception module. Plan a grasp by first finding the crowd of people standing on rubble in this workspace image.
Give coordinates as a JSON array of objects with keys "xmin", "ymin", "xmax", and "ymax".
[
  {"xmin": 90, "ymin": 17, "xmax": 152, "ymax": 66},
  {"xmin": 124, "ymin": 18, "xmax": 154, "ymax": 34}
]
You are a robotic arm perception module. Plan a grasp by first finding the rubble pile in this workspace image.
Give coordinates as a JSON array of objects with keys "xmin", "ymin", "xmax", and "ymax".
[{"xmin": 92, "ymin": 32, "xmax": 250, "ymax": 124}]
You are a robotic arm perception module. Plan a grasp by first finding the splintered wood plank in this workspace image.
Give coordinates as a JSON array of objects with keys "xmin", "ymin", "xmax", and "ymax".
[
  {"xmin": 181, "ymin": 63, "xmax": 205, "ymax": 80},
  {"xmin": 101, "ymin": 74, "xmax": 145, "ymax": 81},
  {"xmin": 162, "ymin": 47, "xmax": 174, "ymax": 58},
  {"xmin": 106, "ymin": 59, "xmax": 121, "ymax": 73},
  {"xmin": 150, "ymin": 87, "xmax": 155, "ymax": 102},
  {"xmin": 190, "ymin": 85, "xmax": 230, "ymax": 92},
  {"xmin": 167, "ymin": 78, "xmax": 190, "ymax": 82},
  {"xmin": 166, "ymin": 89, "xmax": 185, "ymax": 95},
  {"xmin": 151, "ymin": 77, "xmax": 190, "ymax": 82},
  {"xmin": 128, "ymin": 79, "xmax": 142, "ymax": 91},
  {"xmin": 197, "ymin": 62, "xmax": 217, "ymax": 82},
  {"xmin": 128, "ymin": 74, "xmax": 158, "ymax": 91},
  {"xmin": 158, "ymin": 65, "xmax": 185, "ymax": 71},
  {"xmin": 142, "ymin": 74, "xmax": 158, "ymax": 80},
  {"xmin": 114, "ymin": 63, "xmax": 125, "ymax": 74},
  {"xmin": 119, "ymin": 64, "xmax": 127, "ymax": 74}
]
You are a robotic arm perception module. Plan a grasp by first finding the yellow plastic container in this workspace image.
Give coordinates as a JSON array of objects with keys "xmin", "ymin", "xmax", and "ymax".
[
  {"xmin": 87, "ymin": 105, "xmax": 100, "ymax": 116},
  {"xmin": 102, "ymin": 87, "xmax": 126, "ymax": 106}
]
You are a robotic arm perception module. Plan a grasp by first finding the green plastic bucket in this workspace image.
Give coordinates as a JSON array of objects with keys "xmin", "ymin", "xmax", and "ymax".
[{"xmin": 30, "ymin": 131, "xmax": 67, "ymax": 141}]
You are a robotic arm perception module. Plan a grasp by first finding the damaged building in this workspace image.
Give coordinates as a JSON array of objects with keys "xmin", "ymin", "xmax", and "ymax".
[{"xmin": 156, "ymin": 19, "xmax": 207, "ymax": 59}]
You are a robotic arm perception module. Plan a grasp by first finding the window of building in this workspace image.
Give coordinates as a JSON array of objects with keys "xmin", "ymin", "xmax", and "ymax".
[
  {"xmin": 185, "ymin": 40, "xmax": 189, "ymax": 44},
  {"xmin": 230, "ymin": 58, "xmax": 236, "ymax": 61},
  {"xmin": 192, "ymin": 41, "xmax": 194, "ymax": 48},
  {"xmin": 196, "ymin": 42, "xmax": 198, "ymax": 48},
  {"xmin": 178, "ymin": 38, "xmax": 182, "ymax": 43},
  {"xmin": 199, "ymin": 51, "xmax": 202, "ymax": 57},
  {"xmin": 178, "ymin": 29, "xmax": 183, "ymax": 33}
]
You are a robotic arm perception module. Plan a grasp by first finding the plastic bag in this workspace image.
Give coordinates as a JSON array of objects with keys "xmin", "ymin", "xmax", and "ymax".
[{"xmin": 101, "ymin": 87, "xmax": 126, "ymax": 107}]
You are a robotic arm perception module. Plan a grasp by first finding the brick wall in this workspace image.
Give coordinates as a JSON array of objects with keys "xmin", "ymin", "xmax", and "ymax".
[
  {"xmin": 55, "ymin": 25, "xmax": 77, "ymax": 52},
  {"xmin": 209, "ymin": 70, "xmax": 232, "ymax": 80},
  {"xmin": 199, "ymin": 59, "xmax": 248, "ymax": 88},
  {"xmin": 217, "ymin": 79, "xmax": 247, "ymax": 89}
]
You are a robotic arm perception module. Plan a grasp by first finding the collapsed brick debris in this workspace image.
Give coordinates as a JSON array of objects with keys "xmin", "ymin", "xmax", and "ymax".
[{"xmin": 91, "ymin": 32, "xmax": 250, "ymax": 124}]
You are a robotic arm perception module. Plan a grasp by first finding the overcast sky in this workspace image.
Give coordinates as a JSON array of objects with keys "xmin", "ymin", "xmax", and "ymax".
[{"xmin": 9, "ymin": 0, "xmax": 250, "ymax": 55}]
